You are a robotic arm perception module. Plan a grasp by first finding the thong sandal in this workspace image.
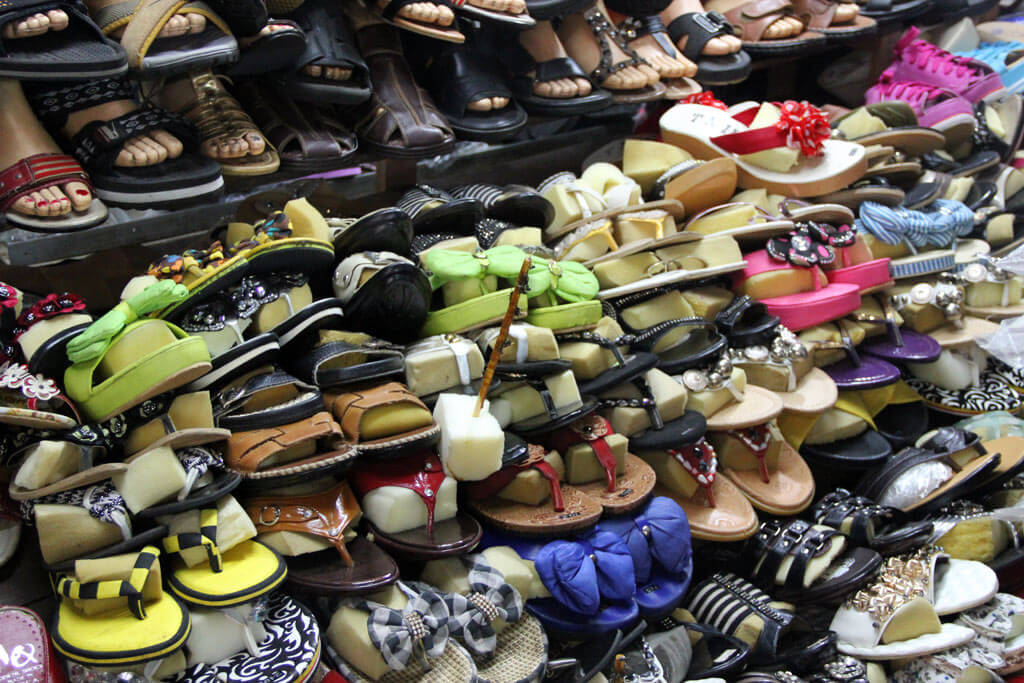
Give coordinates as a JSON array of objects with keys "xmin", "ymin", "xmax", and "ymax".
[
  {"xmin": 274, "ymin": 0, "xmax": 371, "ymax": 105},
  {"xmin": 349, "ymin": 450, "xmax": 483, "ymax": 559},
  {"xmin": 93, "ymin": 0, "xmax": 239, "ymax": 75},
  {"xmin": 236, "ymin": 81, "xmax": 357, "ymax": 173},
  {"xmin": 561, "ymin": 5, "xmax": 666, "ymax": 104},
  {"xmin": 245, "ymin": 479, "xmax": 399, "ymax": 597},
  {"xmin": 663, "ymin": 11, "xmax": 752, "ymax": 85},
  {"xmin": 0, "ymin": 0, "xmax": 127, "ymax": 79},
  {"xmin": 374, "ymin": 0, "xmax": 466, "ymax": 43}
]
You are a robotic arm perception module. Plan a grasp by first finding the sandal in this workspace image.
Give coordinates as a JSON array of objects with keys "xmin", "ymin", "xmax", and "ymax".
[
  {"xmin": 545, "ymin": 414, "xmax": 658, "ymax": 514},
  {"xmin": 27, "ymin": 78, "xmax": 224, "ymax": 208},
  {"xmin": 51, "ymin": 546, "xmax": 191, "ymax": 667},
  {"xmin": 174, "ymin": 592, "xmax": 321, "ymax": 682},
  {"xmin": 831, "ymin": 547, "xmax": 994, "ymax": 659},
  {"xmin": 332, "ymin": 250, "xmax": 432, "ymax": 343},
  {"xmin": 289, "ymin": 330, "xmax": 405, "ymax": 388},
  {"xmin": 501, "ymin": 35, "xmax": 613, "ymax": 116},
  {"xmin": 744, "ymin": 518, "xmax": 882, "ymax": 604},
  {"xmin": 733, "ymin": 250, "xmax": 862, "ymax": 331},
  {"xmin": 597, "ymin": 496, "xmax": 694, "ymax": 617},
  {"xmin": 227, "ymin": 19, "xmax": 305, "ymax": 78},
  {"xmin": 0, "ymin": 0, "xmax": 126, "ymax": 79},
  {"xmin": 0, "ymin": 361, "xmax": 79, "ymax": 430},
  {"xmin": 465, "ymin": 437, "xmax": 604, "ymax": 534},
  {"xmin": 330, "ymin": 207, "xmax": 414, "ymax": 259},
  {"xmin": 661, "ymin": 100, "xmax": 866, "ymax": 197},
  {"xmin": 64, "ymin": 278, "xmax": 212, "ymax": 422},
  {"xmin": 809, "ymin": 488, "xmax": 934, "ymax": 555},
  {"xmin": 559, "ymin": 5, "xmax": 666, "ymax": 104},
  {"xmin": 794, "ymin": 0, "xmax": 875, "ymax": 39},
  {"xmin": 244, "ymin": 479, "xmax": 399, "ymax": 596},
  {"xmin": 617, "ymin": 15, "xmax": 702, "ymax": 99},
  {"xmin": 490, "ymin": 369, "xmax": 598, "ymax": 437},
  {"xmin": 12, "ymin": 290, "xmax": 92, "ymax": 381},
  {"xmin": 374, "ymin": 0, "xmax": 465, "ymax": 42},
  {"xmin": 160, "ymin": 71, "xmax": 280, "ymax": 177},
  {"xmin": 403, "ymin": 333, "xmax": 489, "ymax": 402},
  {"xmin": 703, "ymin": 0, "xmax": 827, "ymax": 54},
  {"xmin": 0, "ymin": 150, "xmax": 106, "ymax": 233},
  {"xmin": 349, "ymin": 450, "xmax": 483, "ymax": 559},
  {"xmin": 327, "ymin": 582, "xmax": 478, "ymax": 682},
  {"xmin": 90, "ymin": 0, "xmax": 238, "ymax": 74},
  {"xmin": 641, "ymin": 435, "xmax": 761, "ymax": 541},
  {"xmin": 235, "ymin": 80, "xmax": 358, "ymax": 173},
  {"xmin": 663, "ymin": 11, "xmax": 752, "ymax": 84},
  {"xmin": 346, "ymin": 23, "xmax": 456, "ymax": 158},
  {"xmin": 274, "ymin": 0, "xmax": 370, "ymax": 104},
  {"xmin": 323, "ymin": 381, "xmax": 441, "ymax": 456},
  {"xmin": 423, "ymin": 45, "xmax": 527, "ymax": 143}
]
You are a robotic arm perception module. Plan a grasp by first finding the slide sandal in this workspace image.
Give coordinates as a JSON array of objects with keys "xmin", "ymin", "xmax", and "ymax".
[{"xmin": 0, "ymin": 0, "xmax": 126, "ymax": 79}]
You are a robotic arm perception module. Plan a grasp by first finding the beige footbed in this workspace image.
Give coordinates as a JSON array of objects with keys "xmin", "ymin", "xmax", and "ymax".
[
  {"xmin": 571, "ymin": 453, "xmax": 657, "ymax": 513},
  {"xmin": 720, "ymin": 440, "xmax": 816, "ymax": 515},
  {"xmin": 704, "ymin": 384, "xmax": 785, "ymax": 430},
  {"xmin": 545, "ymin": 200, "xmax": 685, "ymax": 241},
  {"xmin": 9, "ymin": 464, "xmax": 126, "ymax": 501},
  {"xmin": 929, "ymin": 317, "xmax": 1001, "ymax": 349},
  {"xmin": 771, "ymin": 367, "xmax": 838, "ymax": 415},
  {"xmin": 652, "ymin": 478, "xmax": 759, "ymax": 542},
  {"xmin": 663, "ymin": 157, "xmax": 738, "ymax": 215},
  {"xmin": 979, "ymin": 437, "xmax": 1024, "ymax": 485}
]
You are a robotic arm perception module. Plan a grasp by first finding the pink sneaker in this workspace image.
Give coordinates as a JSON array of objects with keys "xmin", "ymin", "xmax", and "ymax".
[
  {"xmin": 865, "ymin": 74, "xmax": 976, "ymax": 147},
  {"xmin": 886, "ymin": 26, "xmax": 1005, "ymax": 103}
]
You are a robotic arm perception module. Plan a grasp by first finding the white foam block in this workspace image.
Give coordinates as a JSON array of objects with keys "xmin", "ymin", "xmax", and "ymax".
[{"xmin": 433, "ymin": 393, "xmax": 504, "ymax": 481}]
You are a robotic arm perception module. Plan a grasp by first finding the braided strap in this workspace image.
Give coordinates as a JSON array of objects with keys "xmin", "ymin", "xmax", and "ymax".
[
  {"xmin": 162, "ymin": 508, "xmax": 222, "ymax": 572},
  {"xmin": 56, "ymin": 546, "xmax": 160, "ymax": 620},
  {"xmin": 70, "ymin": 109, "xmax": 197, "ymax": 171},
  {"xmin": 26, "ymin": 79, "xmax": 137, "ymax": 131}
]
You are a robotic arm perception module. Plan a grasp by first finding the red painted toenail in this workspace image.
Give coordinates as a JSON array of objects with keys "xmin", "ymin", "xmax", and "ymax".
[
  {"xmin": 75, "ymin": 190, "xmax": 89, "ymax": 196},
  {"xmin": 38, "ymin": 200, "xmax": 48, "ymax": 206}
]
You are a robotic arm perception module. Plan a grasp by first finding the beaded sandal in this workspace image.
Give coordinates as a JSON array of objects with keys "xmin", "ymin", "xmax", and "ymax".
[{"xmin": 562, "ymin": 5, "xmax": 666, "ymax": 104}]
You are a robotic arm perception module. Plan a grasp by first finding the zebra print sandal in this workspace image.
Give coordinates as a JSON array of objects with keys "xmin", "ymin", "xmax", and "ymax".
[{"xmin": 450, "ymin": 183, "xmax": 554, "ymax": 228}]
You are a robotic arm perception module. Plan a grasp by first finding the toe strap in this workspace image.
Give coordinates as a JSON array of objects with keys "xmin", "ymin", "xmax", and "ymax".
[{"xmin": 0, "ymin": 153, "xmax": 92, "ymax": 212}]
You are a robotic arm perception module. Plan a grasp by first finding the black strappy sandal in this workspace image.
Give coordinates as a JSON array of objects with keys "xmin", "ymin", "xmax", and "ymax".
[
  {"xmin": 500, "ymin": 32, "xmax": 613, "ymax": 116},
  {"xmin": 809, "ymin": 488, "xmax": 934, "ymax": 555},
  {"xmin": 567, "ymin": 5, "xmax": 666, "ymax": 104},
  {"xmin": 664, "ymin": 11, "xmax": 751, "ymax": 85}
]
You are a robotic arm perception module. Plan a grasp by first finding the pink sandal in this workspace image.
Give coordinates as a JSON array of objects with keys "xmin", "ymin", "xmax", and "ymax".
[{"xmin": 733, "ymin": 250, "xmax": 861, "ymax": 330}]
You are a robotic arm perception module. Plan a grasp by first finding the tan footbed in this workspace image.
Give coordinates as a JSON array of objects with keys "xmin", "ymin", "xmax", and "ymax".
[{"xmin": 718, "ymin": 439, "xmax": 816, "ymax": 515}]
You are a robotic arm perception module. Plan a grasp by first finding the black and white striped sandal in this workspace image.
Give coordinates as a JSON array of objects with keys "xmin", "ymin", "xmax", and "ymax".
[
  {"xmin": 396, "ymin": 184, "xmax": 484, "ymax": 235},
  {"xmin": 450, "ymin": 183, "xmax": 555, "ymax": 228}
]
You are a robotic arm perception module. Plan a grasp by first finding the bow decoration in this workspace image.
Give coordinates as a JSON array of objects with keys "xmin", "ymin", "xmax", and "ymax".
[
  {"xmin": 432, "ymin": 554, "xmax": 524, "ymax": 657},
  {"xmin": 66, "ymin": 279, "xmax": 187, "ymax": 364},
  {"xmin": 597, "ymin": 497, "xmax": 692, "ymax": 584},
  {"xmin": 857, "ymin": 200, "xmax": 973, "ymax": 252},
  {"xmin": 422, "ymin": 246, "xmax": 544, "ymax": 293},
  {"xmin": 347, "ymin": 584, "xmax": 450, "ymax": 671},
  {"xmin": 775, "ymin": 101, "xmax": 830, "ymax": 157},
  {"xmin": 534, "ymin": 530, "xmax": 635, "ymax": 616},
  {"xmin": 529, "ymin": 258, "xmax": 600, "ymax": 303},
  {"xmin": 683, "ymin": 91, "xmax": 728, "ymax": 110}
]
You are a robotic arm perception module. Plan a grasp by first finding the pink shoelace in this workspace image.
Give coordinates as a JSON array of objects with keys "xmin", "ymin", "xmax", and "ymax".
[
  {"xmin": 896, "ymin": 26, "xmax": 981, "ymax": 82},
  {"xmin": 870, "ymin": 73, "xmax": 953, "ymax": 108}
]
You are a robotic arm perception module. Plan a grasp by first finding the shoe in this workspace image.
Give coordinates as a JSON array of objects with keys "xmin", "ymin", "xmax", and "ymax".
[
  {"xmin": 865, "ymin": 76, "xmax": 976, "ymax": 149},
  {"xmin": 885, "ymin": 27, "xmax": 1006, "ymax": 102}
]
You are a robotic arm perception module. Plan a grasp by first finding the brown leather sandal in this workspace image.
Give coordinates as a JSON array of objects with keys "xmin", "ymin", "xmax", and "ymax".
[
  {"xmin": 703, "ymin": 0, "xmax": 827, "ymax": 54},
  {"xmin": 465, "ymin": 442, "xmax": 604, "ymax": 535},
  {"xmin": 346, "ymin": 23, "xmax": 455, "ymax": 159},
  {"xmin": 323, "ymin": 382, "xmax": 441, "ymax": 457},
  {"xmin": 245, "ymin": 480, "xmax": 399, "ymax": 596},
  {"xmin": 791, "ymin": 0, "xmax": 875, "ymax": 38},
  {"xmin": 224, "ymin": 412, "xmax": 355, "ymax": 484}
]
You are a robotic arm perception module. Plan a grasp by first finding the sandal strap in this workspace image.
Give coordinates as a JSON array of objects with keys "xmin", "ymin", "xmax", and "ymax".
[
  {"xmin": 69, "ymin": 108, "xmax": 197, "ymax": 172},
  {"xmin": 715, "ymin": 295, "xmax": 779, "ymax": 345},
  {"xmin": 666, "ymin": 11, "xmax": 733, "ymax": 62},
  {"xmin": 467, "ymin": 444, "xmax": 566, "ymax": 510},
  {"xmin": 119, "ymin": 0, "xmax": 230, "ymax": 69},
  {"xmin": 26, "ymin": 79, "xmax": 136, "ymax": 131},
  {"xmin": 290, "ymin": 0, "xmax": 365, "ymax": 74},
  {"xmin": 0, "ymin": 153, "xmax": 91, "ymax": 212},
  {"xmin": 688, "ymin": 572, "xmax": 792, "ymax": 658},
  {"xmin": 749, "ymin": 519, "xmax": 837, "ymax": 592},
  {"xmin": 215, "ymin": 370, "xmax": 322, "ymax": 431},
  {"xmin": 245, "ymin": 481, "xmax": 359, "ymax": 565},
  {"xmin": 582, "ymin": 6, "xmax": 645, "ymax": 82},
  {"xmin": 810, "ymin": 488, "xmax": 896, "ymax": 547},
  {"xmin": 163, "ymin": 507, "xmax": 222, "ymax": 571},
  {"xmin": 348, "ymin": 452, "xmax": 447, "ymax": 533},
  {"xmin": 56, "ymin": 545, "xmax": 160, "ymax": 619},
  {"xmin": 325, "ymin": 382, "xmax": 429, "ymax": 443}
]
